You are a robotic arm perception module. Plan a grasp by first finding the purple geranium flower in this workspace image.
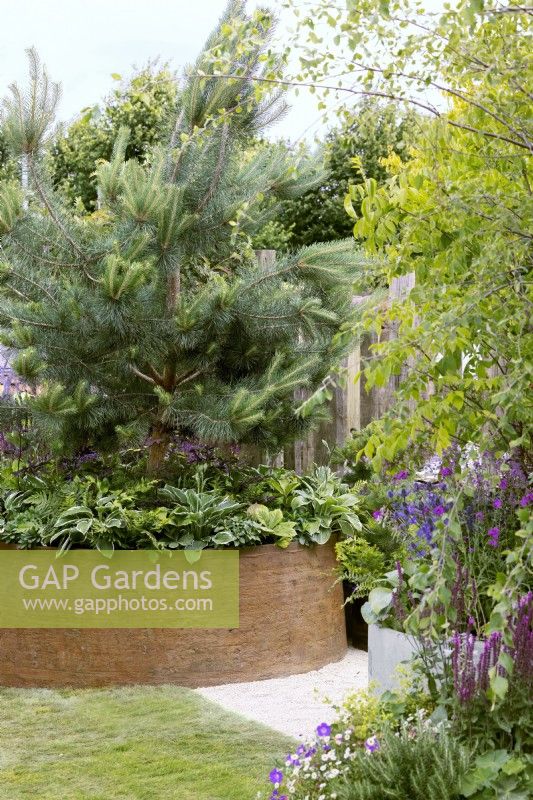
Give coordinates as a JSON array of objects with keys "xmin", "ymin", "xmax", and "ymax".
[
  {"xmin": 433, "ymin": 504, "xmax": 446, "ymax": 516},
  {"xmin": 493, "ymin": 498, "xmax": 503, "ymax": 509},
  {"xmin": 441, "ymin": 467, "xmax": 452, "ymax": 477},
  {"xmin": 365, "ymin": 736, "xmax": 380, "ymax": 753},
  {"xmin": 316, "ymin": 722, "xmax": 331, "ymax": 737},
  {"xmin": 372, "ymin": 508, "xmax": 384, "ymax": 520},
  {"xmin": 519, "ymin": 493, "xmax": 533, "ymax": 507},
  {"xmin": 269, "ymin": 768, "xmax": 283, "ymax": 785}
]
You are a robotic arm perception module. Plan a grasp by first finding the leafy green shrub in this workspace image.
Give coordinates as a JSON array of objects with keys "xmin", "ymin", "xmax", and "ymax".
[
  {"xmin": 460, "ymin": 749, "xmax": 533, "ymax": 800},
  {"xmin": 339, "ymin": 726, "xmax": 471, "ymax": 800},
  {"xmin": 0, "ymin": 454, "xmax": 367, "ymax": 552},
  {"xmin": 335, "ymin": 537, "xmax": 386, "ymax": 598},
  {"xmin": 264, "ymin": 685, "xmax": 443, "ymax": 800}
]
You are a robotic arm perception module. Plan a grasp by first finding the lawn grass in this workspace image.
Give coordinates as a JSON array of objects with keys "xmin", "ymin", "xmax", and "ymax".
[{"xmin": 0, "ymin": 686, "xmax": 294, "ymax": 800}]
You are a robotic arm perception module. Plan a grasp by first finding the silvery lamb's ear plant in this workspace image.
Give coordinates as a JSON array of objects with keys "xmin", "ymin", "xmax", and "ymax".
[{"xmin": 0, "ymin": 0, "xmax": 365, "ymax": 475}]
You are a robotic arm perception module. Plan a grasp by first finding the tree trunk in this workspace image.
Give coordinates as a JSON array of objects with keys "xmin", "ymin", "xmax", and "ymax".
[{"xmin": 146, "ymin": 425, "xmax": 170, "ymax": 477}]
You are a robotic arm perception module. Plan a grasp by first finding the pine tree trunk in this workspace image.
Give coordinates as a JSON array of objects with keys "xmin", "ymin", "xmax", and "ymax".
[{"xmin": 146, "ymin": 425, "xmax": 170, "ymax": 477}]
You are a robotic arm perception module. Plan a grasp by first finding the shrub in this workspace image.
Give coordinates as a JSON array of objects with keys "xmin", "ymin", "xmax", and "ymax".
[
  {"xmin": 0, "ymin": 453, "xmax": 364, "ymax": 552},
  {"xmin": 338, "ymin": 726, "xmax": 471, "ymax": 800}
]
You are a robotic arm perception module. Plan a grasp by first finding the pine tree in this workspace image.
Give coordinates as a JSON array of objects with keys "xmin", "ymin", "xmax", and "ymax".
[{"xmin": 0, "ymin": 2, "xmax": 365, "ymax": 475}]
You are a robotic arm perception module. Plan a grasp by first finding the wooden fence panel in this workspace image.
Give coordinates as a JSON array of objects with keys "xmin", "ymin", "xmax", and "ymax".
[{"xmin": 249, "ymin": 251, "xmax": 415, "ymax": 472}]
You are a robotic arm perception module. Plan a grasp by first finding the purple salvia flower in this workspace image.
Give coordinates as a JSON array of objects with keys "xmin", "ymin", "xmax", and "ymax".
[
  {"xmin": 477, "ymin": 632, "xmax": 502, "ymax": 692},
  {"xmin": 487, "ymin": 527, "xmax": 500, "ymax": 547},
  {"xmin": 511, "ymin": 592, "xmax": 533, "ymax": 685}
]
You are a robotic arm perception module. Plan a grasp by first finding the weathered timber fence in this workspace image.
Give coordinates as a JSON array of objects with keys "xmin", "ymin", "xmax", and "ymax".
[{"xmin": 254, "ymin": 250, "xmax": 415, "ymax": 472}]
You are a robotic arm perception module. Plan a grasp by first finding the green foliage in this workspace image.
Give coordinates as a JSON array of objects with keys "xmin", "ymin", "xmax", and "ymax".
[
  {"xmin": 0, "ymin": 452, "xmax": 367, "ymax": 551},
  {"xmin": 0, "ymin": 3, "xmax": 365, "ymax": 474},
  {"xmin": 0, "ymin": 182, "xmax": 23, "ymax": 235},
  {"xmin": 287, "ymin": 0, "xmax": 532, "ymax": 723},
  {"xmin": 265, "ymin": 683, "xmax": 442, "ymax": 800},
  {"xmin": 246, "ymin": 503, "xmax": 296, "ymax": 547},
  {"xmin": 357, "ymin": 460, "xmax": 532, "ymax": 760},
  {"xmin": 1, "ymin": 47, "xmax": 60, "ymax": 157},
  {"xmin": 46, "ymin": 478, "xmax": 159, "ymax": 553},
  {"xmin": 339, "ymin": 726, "xmax": 471, "ymax": 800},
  {"xmin": 160, "ymin": 483, "xmax": 242, "ymax": 549},
  {"xmin": 51, "ymin": 63, "xmax": 178, "ymax": 210},
  {"xmin": 289, "ymin": 465, "xmax": 362, "ymax": 544},
  {"xmin": 0, "ymin": 128, "xmax": 17, "ymax": 182},
  {"xmin": 336, "ymin": 536, "xmax": 386, "ymax": 597},
  {"xmin": 261, "ymin": 101, "xmax": 420, "ymax": 252},
  {"xmin": 460, "ymin": 750, "xmax": 533, "ymax": 800},
  {"xmin": 290, "ymin": 0, "xmax": 532, "ymax": 472},
  {"xmin": 337, "ymin": 687, "xmax": 397, "ymax": 744},
  {"xmin": 334, "ymin": 422, "xmax": 385, "ymax": 481}
]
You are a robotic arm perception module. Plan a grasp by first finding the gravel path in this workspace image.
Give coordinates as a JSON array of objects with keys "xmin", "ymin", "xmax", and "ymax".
[{"xmin": 196, "ymin": 647, "xmax": 368, "ymax": 739}]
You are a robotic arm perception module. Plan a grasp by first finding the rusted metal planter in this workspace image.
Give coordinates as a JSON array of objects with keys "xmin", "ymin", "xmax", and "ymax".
[{"xmin": 0, "ymin": 540, "xmax": 347, "ymax": 688}]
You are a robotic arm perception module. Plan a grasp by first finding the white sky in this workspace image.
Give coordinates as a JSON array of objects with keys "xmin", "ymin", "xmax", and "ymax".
[{"xmin": 0, "ymin": 0, "xmax": 327, "ymax": 143}]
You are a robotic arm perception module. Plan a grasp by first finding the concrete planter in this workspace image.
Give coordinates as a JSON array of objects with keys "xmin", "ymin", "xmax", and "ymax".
[
  {"xmin": 368, "ymin": 624, "xmax": 485, "ymax": 693},
  {"xmin": 368, "ymin": 624, "xmax": 420, "ymax": 692},
  {"xmin": 0, "ymin": 540, "xmax": 347, "ymax": 688}
]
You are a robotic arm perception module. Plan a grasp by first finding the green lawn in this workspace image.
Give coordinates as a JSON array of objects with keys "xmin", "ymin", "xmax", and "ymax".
[{"xmin": 0, "ymin": 686, "xmax": 293, "ymax": 800}]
